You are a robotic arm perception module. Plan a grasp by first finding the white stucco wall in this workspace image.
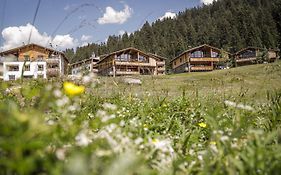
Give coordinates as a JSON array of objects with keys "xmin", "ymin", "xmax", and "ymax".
[{"xmin": 3, "ymin": 61, "xmax": 47, "ymax": 81}]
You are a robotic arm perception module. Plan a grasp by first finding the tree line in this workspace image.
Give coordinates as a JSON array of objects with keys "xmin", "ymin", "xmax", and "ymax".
[{"xmin": 65, "ymin": 0, "xmax": 281, "ymax": 68}]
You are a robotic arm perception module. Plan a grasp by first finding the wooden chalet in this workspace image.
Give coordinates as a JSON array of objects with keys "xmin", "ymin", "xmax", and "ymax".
[
  {"xmin": 0, "ymin": 43, "xmax": 69, "ymax": 77},
  {"xmin": 234, "ymin": 47, "xmax": 279, "ymax": 66},
  {"xmin": 94, "ymin": 47, "xmax": 166, "ymax": 76},
  {"xmin": 70, "ymin": 55, "xmax": 100, "ymax": 75},
  {"xmin": 171, "ymin": 44, "xmax": 229, "ymax": 73}
]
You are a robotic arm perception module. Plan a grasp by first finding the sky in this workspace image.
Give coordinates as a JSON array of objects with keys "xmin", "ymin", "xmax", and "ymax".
[{"xmin": 0, "ymin": 0, "xmax": 215, "ymax": 51}]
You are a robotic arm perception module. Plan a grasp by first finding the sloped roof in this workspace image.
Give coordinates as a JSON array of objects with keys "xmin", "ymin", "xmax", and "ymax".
[
  {"xmin": 96, "ymin": 47, "xmax": 166, "ymax": 64},
  {"xmin": 235, "ymin": 47, "xmax": 280, "ymax": 55},
  {"xmin": 171, "ymin": 44, "xmax": 230, "ymax": 62},
  {"xmin": 0, "ymin": 43, "xmax": 69, "ymax": 63}
]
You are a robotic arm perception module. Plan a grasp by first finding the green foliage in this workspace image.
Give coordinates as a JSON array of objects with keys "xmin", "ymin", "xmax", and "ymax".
[{"xmin": 1, "ymin": 63, "xmax": 281, "ymax": 174}]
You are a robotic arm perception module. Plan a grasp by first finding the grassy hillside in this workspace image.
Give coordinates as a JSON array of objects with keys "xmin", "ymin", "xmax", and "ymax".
[
  {"xmin": 1, "ymin": 62, "xmax": 281, "ymax": 174},
  {"xmin": 94, "ymin": 61, "xmax": 281, "ymax": 102}
]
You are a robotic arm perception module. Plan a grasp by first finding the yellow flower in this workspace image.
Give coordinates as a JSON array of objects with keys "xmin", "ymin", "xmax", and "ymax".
[
  {"xmin": 63, "ymin": 82, "xmax": 85, "ymax": 96},
  {"xmin": 198, "ymin": 122, "xmax": 207, "ymax": 128},
  {"xmin": 210, "ymin": 141, "xmax": 216, "ymax": 145}
]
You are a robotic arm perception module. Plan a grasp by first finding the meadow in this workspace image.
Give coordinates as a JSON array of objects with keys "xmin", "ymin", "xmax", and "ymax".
[{"xmin": 0, "ymin": 61, "xmax": 281, "ymax": 174}]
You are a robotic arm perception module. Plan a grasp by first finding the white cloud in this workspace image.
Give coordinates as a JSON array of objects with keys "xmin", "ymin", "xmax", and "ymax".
[
  {"xmin": 159, "ymin": 12, "xmax": 176, "ymax": 21},
  {"xmin": 97, "ymin": 5, "xmax": 132, "ymax": 24},
  {"xmin": 0, "ymin": 23, "xmax": 78, "ymax": 51},
  {"xmin": 81, "ymin": 35, "xmax": 92, "ymax": 41},
  {"xmin": 52, "ymin": 35, "xmax": 78, "ymax": 49},
  {"xmin": 201, "ymin": 0, "xmax": 216, "ymax": 5}
]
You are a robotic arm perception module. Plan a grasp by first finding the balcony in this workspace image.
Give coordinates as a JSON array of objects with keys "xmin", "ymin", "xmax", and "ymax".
[
  {"xmin": 46, "ymin": 59, "xmax": 60, "ymax": 64},
  {"xmin": 116, "ymin": 71, "xmax": 140, "ymax": 75},
  {"xmin": 157, "ymin": 67, "xmax": 165, "ymax": 72},
  {"xmin": 191, "ymin": 66, "xmax": 213, "ymax": 71},
  {"xmin": 47, "ymin": 68, "xmax": 60, "ymax": 76},
  {"xmin": 236, "ymin": 57, "xmax": 256, "ymax": 62},
  {"xmin": 190, "ymin": 57, "xmax": 220, "ymax": 62},
  {"xmin": 115, "ymin": 61, "xmax": 154, "ymax": 67},
  {"xmin": 157, "ymin": 61, "xmax": 165, "ymax": 66},
  {"xmin": 92, "ymin": 69, "xmax": 98, "ymax": 73}
]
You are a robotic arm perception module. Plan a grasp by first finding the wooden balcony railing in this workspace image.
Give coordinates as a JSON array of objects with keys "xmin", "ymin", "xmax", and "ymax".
[
  {"xmin": 157, "ymin": 67, "xmax": 165, "ymax": 71},
  {"xmin": 191, "ymin": 66, "xmax": 213, "ymax": 71},
  {"xmin": 236, "ymin": 57, "xmax": 256, "ymax": 62},
  {"xmin": 157, "ymin": 61, "xmax": 165, "ymax": 66},
  {"xmin": 46, "ymin": 59, "xmax": 60, "ymax": 64},
  {"xmin": 190, "ymin": 58, "xmax": 220, "ymax": 62},
  {"xmin": 116, "ymin": 71, "xmax": 140, "ymax": 75},
  {"xmin": 115, "ymin": 61, "xmax": 154, "ymax": 67},
  {"xmin": 47, "ymin": 68, "xmax": 60, "ymax": 76}
]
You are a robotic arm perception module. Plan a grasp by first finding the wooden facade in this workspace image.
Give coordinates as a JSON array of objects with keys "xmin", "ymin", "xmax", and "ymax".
[
  {"xmin": 0, "ymin": 43, "xmax": 69, "ymax": 77},
  {"xmin": 70, "ymin": 56, "xmax": 100, "ymax": 75},
  {"xmin": 171, "ymin": 44, "xmax": 229, "ymax": 73},
  {"xmin": 234, "ymin": 47, "xmax": 279, "ymax": 66},
  {"xmin": 94, "ymin": 47, "xmax": 166, "ymax": 76}
]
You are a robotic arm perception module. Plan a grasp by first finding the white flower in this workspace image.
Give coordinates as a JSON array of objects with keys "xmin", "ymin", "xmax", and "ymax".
[
  {"xmin": 75, "ymin": 131, "xmax": 92, "ymax": 146},
  {"xmin": 53, "ymin": 89, "xmax": 62, "ymax": 98},
  {"xmin": 224, "ymin": 100, "xmax": 254, "ymax": 111},
  {"xmin": 46, "ymin": 119, "xmax": 55, "ymax": 125},
  {"xmin": 102, "ymin": 103, "xmax": 117, "ymax": 110},
  {"xmin": 56, "ymin": 148, "xmax": 66, "ymax": 160},
  {"xmin": 82, "ymin": 75, "xmax": 91, "ymax": 84},
  {"xmin": 134, "ymin": 137, "xmax": 143, "ymax": 145},
  {"xmin": 56, "ymin": 96, "xmax": 69, "ymax": 107},
  {"xmin": 220, "ymin": 135, "xmax": 229, "ymax": 142},
  {"xmin": 119, "ymin": 120, "xmax": 125, "ymax": 127}
]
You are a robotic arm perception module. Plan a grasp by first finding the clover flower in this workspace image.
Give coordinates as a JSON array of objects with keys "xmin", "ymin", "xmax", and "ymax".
[{"xmin": 63, "ymin": 82, "xmax": 85, "ymax": 96}]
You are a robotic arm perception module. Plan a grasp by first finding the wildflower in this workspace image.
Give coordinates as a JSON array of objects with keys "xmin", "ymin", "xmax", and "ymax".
[
  {"xmin": 53, "ymin": 89, "xmax": 62, "ymax": 98},
  {"xmin": 220, "ymin": 135, "xmax": 229, "ymax": 142},
  {"xmin": 75, "ymin": 131, "xmax": 92, "ymax": 146},
  {"xmin": 63, "ymin": 82, "xmax": 85, "ymax": 96},
  {"xmin": 134, "ymin": 137, "xmax": 144, "ymax": 145},
  {"xmin": 224, "ymin": 100, "xmax": 254, "ymax": 111},
  {"xmin": 56, "ymin": 148, "xmax": 66, "ymax": 160},
  {"xmin": 210, "ymin": 141, "xmax": 216, "ymax": 145},
  {"xmin": 102, "ymin": 103, "xmax": 117, "ymax": 110},
  {"xmin": 198, "ymin": 122, "xmax": 207, "ymax": 128}
]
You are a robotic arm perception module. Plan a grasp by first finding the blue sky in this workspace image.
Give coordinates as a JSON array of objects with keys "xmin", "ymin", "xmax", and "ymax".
[{"xmin": 0, "ymin": 0, "xmax": 213, "ymax": 51}]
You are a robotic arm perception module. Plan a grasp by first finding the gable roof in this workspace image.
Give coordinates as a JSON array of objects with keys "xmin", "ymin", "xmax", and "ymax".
[
  {"xmin": 0, "ymin": 43, "xmax": 69, "ymax": 63},
  {"xmin": 96, "ymin": 47, "xmax": 166, "ymax": 64},
  {"xmin": 171, "ymin": 44, "xmax": 230, "ymax": 62},
  {"xmin": 235, "ymin": 47, "xmax": 280, "ymax": 55}
]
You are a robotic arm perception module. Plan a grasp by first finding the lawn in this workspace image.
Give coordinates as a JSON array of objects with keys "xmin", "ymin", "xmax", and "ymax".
[{"xmin": 0, "ymin": 61, "xmax": 281, "ymax": 174}]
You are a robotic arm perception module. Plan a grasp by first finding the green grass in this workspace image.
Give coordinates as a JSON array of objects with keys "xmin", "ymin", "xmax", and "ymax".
[
  {"xmin": 94, "ymin": 61, "xmax": 281, "ymax": 102},
  {"xmin": 0, "ymin": 61, "xmax": 281, "ymax": 175}
]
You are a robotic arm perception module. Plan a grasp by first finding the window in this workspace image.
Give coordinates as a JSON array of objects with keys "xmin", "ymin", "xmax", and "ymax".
[
  {"xmin": 37, "ymin": 55, "xmax": 44, "ymax": 61},
  {"xmin": 24, "ymin": 55, "xmax": 30, "ymax": 61},
  {"xmin": 211, "ymin": 51, "xmax": 219, "ymax": 58},
  {"xmin": 174, "ymin": 61, "xmax": 176, "ymax": 65},
  {"xmin": 191, "ymin": 50, "xmax": 204, "ymax": 58},
  {"xmin": 48, "ymin": 63, "xmax": 59, "ymax": 69},
  {"xmin": 117, "ymin": 54, "xmax": 131, "ymax": 62},
  {"xmin": 8, "ymin": 65, "xmax": 19, "ymax": 71},
  {"xmin": 9, "ymin": 75, "xmax": 15, "ymax": 80},
  {"xmin": 24, "ymin": 65, "xmax": 30, "ymax": 71},
  {"xmin": 240, "ymin": 50, "xmax": 256, "ymax": 58},
  {"xmin": 38, "ymin": 65, "xmax": 44, "ymax": 71},
  {"xmin": 180, "ymin": 58, "xmax": 182, "ymax": 63}
]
